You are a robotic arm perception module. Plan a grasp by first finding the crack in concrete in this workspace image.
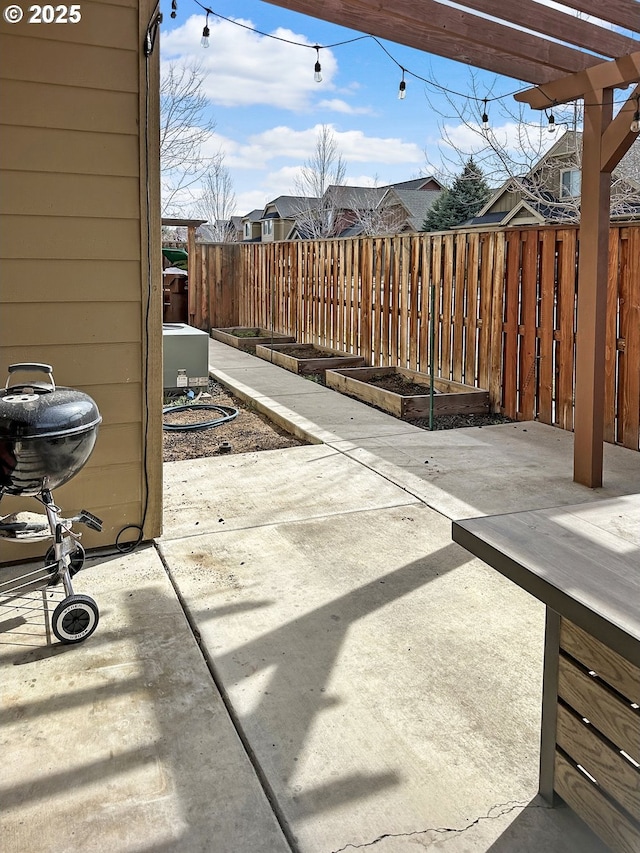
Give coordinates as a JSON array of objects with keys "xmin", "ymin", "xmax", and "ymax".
[{"xmin": 330, "ymin": 799, "xmax": 551, "ymax": 852}]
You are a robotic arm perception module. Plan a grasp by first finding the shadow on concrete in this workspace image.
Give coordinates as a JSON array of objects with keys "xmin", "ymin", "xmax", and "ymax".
[
  {"xmin": 1, "ymin": 577, "xmax": 291, "ymax": 852},
  {"xmin": 177, "ymin": 541, "xmax": 469, "ymax": 829}
]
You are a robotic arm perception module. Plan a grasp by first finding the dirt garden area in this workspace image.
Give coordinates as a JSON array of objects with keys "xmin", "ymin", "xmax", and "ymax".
[
  {"xmin": 162, "ymin": 380, "xmax": 308, "ymax": 462},
  {"xmin": 163, "ymin": 374, "xmax": 513, "ymax": 462}
]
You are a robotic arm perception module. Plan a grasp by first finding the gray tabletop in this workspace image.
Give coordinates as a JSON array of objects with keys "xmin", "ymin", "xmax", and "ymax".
[{"xmin": 452, "ymin": 494, "xmax": 640, "ymax": 666}]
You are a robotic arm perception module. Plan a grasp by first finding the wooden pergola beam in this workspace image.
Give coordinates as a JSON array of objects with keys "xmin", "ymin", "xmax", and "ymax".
[
  {"xmin": 265, "ymin": 0, "xmax": 599, "ymax": 82},
  {"xmin": 601, "ymin": 83, "xmax": 640, "ymax": 171},
  {"xmin": 553, "ymin": 0, "xmax": 640, "ymax": 33},
  {"xmin": 515, "ymin": 51, "xmax": 640, "ymax": 108},
  {"xmin": 458, "ymin": 0, "xmax": 640, "ymax": 59},
  {"xmin": 383, "ymin": 0, "xmax": 599, "ymax": 73},
  {"xmin": 573, "ymin": 89, "xmax": 614, "ymax": 488}
]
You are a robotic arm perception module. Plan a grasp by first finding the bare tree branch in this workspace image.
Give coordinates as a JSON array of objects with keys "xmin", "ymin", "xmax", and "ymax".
[
  {"xmin": 160, "ymin": 60, "xmax": 218, "ymax": 216},
  {"xmin": 423, "ymin": 72, "xmax": 640, "ymax": 223},
  {"xmin": 291, "ymin": 125, "xmax": 347, "ymax": 238},
  {"xmin": 196, "ymin": 155, "xmax": 238, "ymax": 242}
]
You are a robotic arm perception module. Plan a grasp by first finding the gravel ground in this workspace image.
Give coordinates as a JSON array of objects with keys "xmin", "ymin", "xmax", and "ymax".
[{"xmin": 162, "ymin": 380, "xmax": 308, "ymax": 462}]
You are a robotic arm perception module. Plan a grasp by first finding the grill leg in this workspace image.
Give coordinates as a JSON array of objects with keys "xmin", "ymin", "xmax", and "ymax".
[{"xmin": 41, "ymin": 490, "xmax": 75, "ymax": 598}]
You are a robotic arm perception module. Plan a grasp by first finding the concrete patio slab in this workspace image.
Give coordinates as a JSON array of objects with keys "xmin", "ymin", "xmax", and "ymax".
[
  {"xmin": 209, "ymin": 337, "xmax": 640, "ymax": 517},
  {"xmin": 160, "ymin": 490, "xmax": 606, "ymax": 853},
  {"xmin": 330, "ymin": 421, "xmax": 640, "ymax": 519},
  {"xmin": 0, "ymin": 547, "xmax": 290, "ymax": 853},
  {"xmin": 161, "ymin": 444, "xmax": 420, "ymax": 541}
]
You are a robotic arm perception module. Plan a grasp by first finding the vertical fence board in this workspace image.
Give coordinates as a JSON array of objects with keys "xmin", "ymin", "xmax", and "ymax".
[
  {"xmin": 351, "ymin": 241, "xmax": 361, "ymax": 357},
  {"xmin": 604, "ymin": 230, "xmax": 619, "ymax": 443},
  {"xmin": 431, "ymin": 236, "xmax": 443, "ymax": 378},
  {"xmin": 381, "ymin": 237, "xmax": 392, "ymax": 366},
  {"xmin": 557, "ymin": 229, "xmax": 577, "ymax": 431},
  {"xmin": 452, "ymin": 233, "xmax": 467, "ymax": 384},
  {"xmin": 372, "ymin": 238, "xmax": 383, "ymax": 365},
  {"xmin": 398, "ymin": 237, "xmax": 410, "ymax": 367},
  {"xmin": 465, "ymin": 233, "xmax": 480, "ymax": 386},
  {"xmin": 503, "ymin": 231, "xmax": 521, "ymax": 418},
  {"xmin": 620, "ymin": 228, "xmax": 640, "ymax": 449},
  {"xmin": 519, "ymin": 230, "xmax": 539, "ymax": 421},
  {"xmin": 418, "ymin": 236, "xmax": 431, "ymax": 373},
  {"xmin": 538, "ymin": 230, "xmax": 556, "ymax": 424},
  {"xmin": 409, "ymin": 237, "xmax": 421, "ymax": 371},
  {"xmin": 441, "ymin": 235, "xmax": 454, "ymax": 380}
]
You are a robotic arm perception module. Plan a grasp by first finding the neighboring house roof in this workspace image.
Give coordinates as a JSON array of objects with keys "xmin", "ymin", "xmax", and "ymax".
[
  {"xmin": 382, "ymin": 189, "xmax": 443, "ymax": 230},
  {"xmin": 262, "ymin": 195, "xmax": 319, "ymax": 219},
  {"xmin": 325, "ymin": 185, "xmax": 386, "ymax": 210},
  {"xmin": 388, "ymin": 176, "xmax": 444, "ymax": 191},
  {"xmin": 460, "ymin": 210, "xmax": 511, "ymax": 228},
  {"xmin": 337, "ymin": 225, "xmax": 366, "ymax": 238},
  {"xmin": 241, "ymin": 209, "xmax": 264, "ymax": 223}
]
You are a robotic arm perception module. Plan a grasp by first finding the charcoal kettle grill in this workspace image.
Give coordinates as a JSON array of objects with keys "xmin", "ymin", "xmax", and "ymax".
[{"xmin": 0, "ymin": 363, "xmax": 103, "ymax": 644}]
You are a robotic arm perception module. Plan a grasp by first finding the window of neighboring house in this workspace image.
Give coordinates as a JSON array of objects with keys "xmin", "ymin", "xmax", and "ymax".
[
  {"xmin": 262, "ymin": 220, "xmax": 273, "ymax": 236},
  {"xmin": 244, "ymin": 223, "xmax": 250, "ymax": 238},
  {"xmin": 560, "ymin": 169, "xmax": 581, "ymax": 198}
]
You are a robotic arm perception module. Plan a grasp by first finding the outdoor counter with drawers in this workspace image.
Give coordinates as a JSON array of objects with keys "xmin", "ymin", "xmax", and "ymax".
[{"xmin": 452, "ymin": 495, "xmax": 640, "ymax": 853}]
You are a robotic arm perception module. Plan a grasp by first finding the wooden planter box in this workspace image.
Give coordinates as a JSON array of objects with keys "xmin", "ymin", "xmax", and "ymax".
[
  {"xmin": 325, "ymin": 366, "xmax": 489, "ymax": 419},
  {"xmin": 211, "ymin": 327, "xmax": 296, "ymax": 352},
  {"xmin": 255, "ymin": 343, "xmax": 366, "ymax": 375}
]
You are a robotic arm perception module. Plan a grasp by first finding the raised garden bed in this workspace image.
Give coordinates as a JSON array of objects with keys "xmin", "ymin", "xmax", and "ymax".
[
  {"xmin": 211, "ymin": 327, "xmax": 296, "ymax": 352},
  {"xmin": 255, "ymin": 343, "xmax": 366, "ymax": 375},
  {"xmin": 325, "ymin": 366, "xmax": 490, "ymax": 419}
]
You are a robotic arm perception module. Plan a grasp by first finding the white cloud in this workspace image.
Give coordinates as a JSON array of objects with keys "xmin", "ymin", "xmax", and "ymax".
[
  {"xmin": 343, "ymin": 174, "xmax": 381, "ymax": 187},
  {"xmin": 161, "ymin": 15, "xmax": 338, "ymax": 111},
  {"xmin": 235, "ymin": 190, "xmax": 271, "ymax": 215},
  {"xmin": 440, "ymin": 121, "xmax": 549, "ymax": 158},
  {"xmin": 318, "ymin": 99, "xmax": 375, "ymax": 115},
  {"xmin": 199, "ymin": 124, "xmax": 423, "ymax": 172}
]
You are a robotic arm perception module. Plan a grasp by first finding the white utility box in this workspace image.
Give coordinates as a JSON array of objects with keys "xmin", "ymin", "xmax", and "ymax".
[{"xmin": 162, "ymin": 323, "xmax": 209, "ymax": 391}]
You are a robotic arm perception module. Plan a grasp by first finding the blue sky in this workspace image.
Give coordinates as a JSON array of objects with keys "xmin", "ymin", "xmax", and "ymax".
[{"xmin": 159, "ymin": 0, "xmax": 581, "ymax": 216}]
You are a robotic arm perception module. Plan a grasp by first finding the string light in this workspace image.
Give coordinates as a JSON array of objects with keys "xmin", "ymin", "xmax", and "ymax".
[
  {"xmin": 547, "ymin": 108, "xmax": 556, "ymax": 134},
  {"xmin": 482, "ymin": 98, "xmax": 489, "ymax": 130},
  {"xmin": 184, "ymin": 1, "xmax": 634, "ymax": 111},
  {"xmin": 170, "ymin": 0, "xmax": 177, "ymax": 19},
  {"xmin": 631, "ymin": 96, "xmax": 640, "ymax": 133},
  {"xmin": 398, "ymin": 68, "xmax": 406, "ymax": 100},
  {"xmin": 201, "ymin": 12, "xmax": 210, "ymax": 48}
]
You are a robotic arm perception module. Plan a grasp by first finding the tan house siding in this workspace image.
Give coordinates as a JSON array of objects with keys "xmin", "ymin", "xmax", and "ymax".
[
  {"xmin": 487, "ymin": 191, "xmax": 523, "ymax": 214},
  {"xmin": 0, "ymin": 0, "xmax": 162, "ymax": 560},
  {"xmin": 274, "ymin": 220, "xmax": 291, "ymax": 241}
]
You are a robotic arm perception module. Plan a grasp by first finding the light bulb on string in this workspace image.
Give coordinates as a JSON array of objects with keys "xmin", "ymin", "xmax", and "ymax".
[
  {"xmin": 631, "ymin": 97, "xmax": 640, "ymax": 133},
  {"xmin": 201, "ymin": 14, "xmax": 210, "ymax": 48},
  {"xmin": 482, "ymin": 98, "xmax": 489, "ymax": 130},
  {"xmin": 170, "ymin": 0, "xmax": 177, "ymax": 18},
  {"xmin": 398, "ymin": 68, "xmax": 406, "ymax": 100},
  {"xmin": 547, "ymin": 109, "xmax": 556, "ymax": 134},
  {"xmin": 314, "ymin": 46, "xmax": 322, "ymax": 83}
]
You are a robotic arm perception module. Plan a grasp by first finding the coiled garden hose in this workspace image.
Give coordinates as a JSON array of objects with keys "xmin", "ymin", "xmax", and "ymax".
[{"xmin": 162, "ymin": 403, "xmax": 239, "ymax": 432}]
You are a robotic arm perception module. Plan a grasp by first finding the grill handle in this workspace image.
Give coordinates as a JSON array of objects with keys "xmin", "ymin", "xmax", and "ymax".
[{"xmin": 6, "ymin": 363, "xmax": 55, "ymax": 391}]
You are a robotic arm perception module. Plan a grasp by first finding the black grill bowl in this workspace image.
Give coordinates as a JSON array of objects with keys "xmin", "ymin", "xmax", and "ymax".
[{"xmin": 0, "ymin": 368, "xmax": 101, "ymax": 497}]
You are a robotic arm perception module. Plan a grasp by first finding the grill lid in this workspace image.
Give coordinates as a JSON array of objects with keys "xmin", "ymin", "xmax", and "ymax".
[{"xmin": 0, "ymin": 364, "xmax": 101, "ymax": 440}]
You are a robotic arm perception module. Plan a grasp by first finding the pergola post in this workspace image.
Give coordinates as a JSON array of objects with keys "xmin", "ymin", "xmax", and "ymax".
[{"xmin": 573, "ymin": 89, "xmax": 613, "ymax": 487}]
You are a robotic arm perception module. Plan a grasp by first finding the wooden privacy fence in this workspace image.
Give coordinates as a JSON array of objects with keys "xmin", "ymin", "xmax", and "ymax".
[{"xmin": 192, "ymin": 224, "xmax": 640, "ymax": 451}]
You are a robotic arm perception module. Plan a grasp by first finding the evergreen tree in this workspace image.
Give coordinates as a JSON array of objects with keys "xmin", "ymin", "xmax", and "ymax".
[{"xmin": 423, "ymin": 157, "xmax": 491, "ymax": 231}]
